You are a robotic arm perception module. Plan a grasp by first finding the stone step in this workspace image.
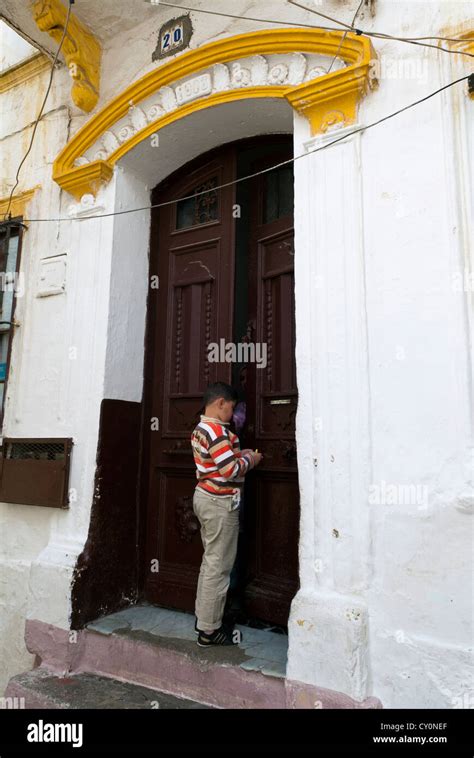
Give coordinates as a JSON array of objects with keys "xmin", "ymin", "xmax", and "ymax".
[
  {"xmin": 5, "ymin": 667, "xmax": 214, "ymax": 709},
  {"xmin": 12, "ymin": 604, "xmax": 381, "ymax": 709}
]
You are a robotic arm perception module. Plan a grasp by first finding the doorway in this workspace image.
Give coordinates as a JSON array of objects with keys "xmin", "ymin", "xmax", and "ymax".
[{"xmin": 141, "ymin": 136, "xmax": 300, "ymax": 628}]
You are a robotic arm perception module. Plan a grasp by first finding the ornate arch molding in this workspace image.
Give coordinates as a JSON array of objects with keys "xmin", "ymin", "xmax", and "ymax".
[{"xmin": 53, "ymin": 28, "xmax": 376, "ymax": 200}]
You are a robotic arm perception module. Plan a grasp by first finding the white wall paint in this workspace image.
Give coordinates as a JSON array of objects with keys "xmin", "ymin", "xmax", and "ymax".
[{"xmin": 103, "ymin": 166, "xmax": 150, "ymax": 403}]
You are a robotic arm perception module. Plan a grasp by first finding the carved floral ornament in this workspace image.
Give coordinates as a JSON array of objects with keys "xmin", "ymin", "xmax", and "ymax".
[{"xmin": 53, "ymin": 28, "xmax": 377, "ymax": 200}]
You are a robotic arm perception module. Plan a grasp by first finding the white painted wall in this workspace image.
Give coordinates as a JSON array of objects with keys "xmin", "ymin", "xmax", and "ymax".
[
  {"xmin": 0, "ymin": 0, "xmax": 472, "ymax": 708},
  {"xmin": 289, "ymin": 1, "xmax": 473, "ymax": 708}
]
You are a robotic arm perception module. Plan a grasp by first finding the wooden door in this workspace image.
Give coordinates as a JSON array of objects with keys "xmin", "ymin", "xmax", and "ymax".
[
  {"xmin": 243, "ymin": 149, "xmax": 300, "ymax": 625},
  {"xmin": 143, "ymin": 146, "xmax": 236, "ymax": 610},
  {"xmin": 142, "ymin": 138, "xmax": 299, "ymax": 626}
]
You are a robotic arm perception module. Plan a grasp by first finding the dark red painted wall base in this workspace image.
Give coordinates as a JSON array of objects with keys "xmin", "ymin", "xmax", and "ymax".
[{"xmin": 71, "ymin": 399, "xmax": 142, "ymax": 629}]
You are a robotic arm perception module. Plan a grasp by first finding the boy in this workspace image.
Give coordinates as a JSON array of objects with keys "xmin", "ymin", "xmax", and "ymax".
[{"xmin": 191, "ymin": 382, "xmax": 262, "ymax": 646}]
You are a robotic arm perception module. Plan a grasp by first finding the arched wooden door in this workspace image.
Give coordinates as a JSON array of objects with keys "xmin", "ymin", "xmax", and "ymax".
[{"xmin": 141, "ymin": 136, "xmax": 300, "ymax": 627}]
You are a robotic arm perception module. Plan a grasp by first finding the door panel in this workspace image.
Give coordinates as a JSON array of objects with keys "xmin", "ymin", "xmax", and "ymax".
[
  {"xmin": 244, "ymin": 153, "xmax": 300, "ymax": 625},
  {"xmin": 144, "ymin": 148, "xmax": 235, "ymax": 607}
]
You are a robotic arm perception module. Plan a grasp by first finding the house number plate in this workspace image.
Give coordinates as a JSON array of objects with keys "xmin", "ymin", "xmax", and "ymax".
[{"xmin": 153, "ymin": 15, "xmax": 193, "ymax": 61}]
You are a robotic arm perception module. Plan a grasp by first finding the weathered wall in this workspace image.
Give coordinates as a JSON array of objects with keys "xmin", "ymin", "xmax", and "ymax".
[
  {"xmin": 0, "ymin": 0, "xmax": 472, "ymax": 707},
  {"xmin": 288, "ymin": 0, "xmax": 473, "ymax": 708}
]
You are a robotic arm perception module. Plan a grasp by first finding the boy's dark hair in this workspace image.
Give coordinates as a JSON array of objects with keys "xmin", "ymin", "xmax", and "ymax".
[{"xmin": 203, "ymin": 382, "xmax": 238, "ymax": 407}]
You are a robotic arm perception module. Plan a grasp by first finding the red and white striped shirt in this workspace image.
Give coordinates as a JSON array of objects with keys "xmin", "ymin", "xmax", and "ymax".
[{"xmin": 191, "ymin": 415, "xmax": 254, "ymax": 497}]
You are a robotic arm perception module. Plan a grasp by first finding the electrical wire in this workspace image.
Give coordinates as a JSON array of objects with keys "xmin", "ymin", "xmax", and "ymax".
[
  {"xmin": 326, "ymin": 0, "xmax": 365, "ymax": 76},
  {"xmin": 288, "ymin": 0, "xmax": 474, "ymax": 58},
  {"xmin": 19, "ymin": 74, "xmax": 469, "ymax": 224},
  {"xmin": 288, "ymin": 0, "xmax": 474, "ymax": 42},
  {"xmin": 157, "ymin": 1, "xmax": 474, "ymax": 58},
  {"xmin": 2, "ymin": 1, "xmax": 73, "ymax": 221},
  {"xmin": 288, "ymin": 0, "xmax": 456, "ymax": 60}
]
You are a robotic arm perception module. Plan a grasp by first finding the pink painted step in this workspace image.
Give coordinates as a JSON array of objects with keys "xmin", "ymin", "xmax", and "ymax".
[{"xmin": 13, "ymin": 617, "xmax": 382, "ymax": 710}]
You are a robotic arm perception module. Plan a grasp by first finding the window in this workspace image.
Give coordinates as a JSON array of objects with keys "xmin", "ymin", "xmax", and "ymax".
[
  {"xmin": 0, "ymin": 222, "xmax": 23, "ymax": 428},
  {"xmin": 176, "ymin": 177, "xmax": 219, "ymax": 229},
  {"xmin": 263, "ymin": 165, "xmax": 294, "ymax": 224}
]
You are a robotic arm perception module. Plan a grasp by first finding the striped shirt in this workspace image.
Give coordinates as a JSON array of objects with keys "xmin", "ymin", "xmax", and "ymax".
[{"xmin": 191, "ymin": 415, "xmax": 254, "ymax": 497}]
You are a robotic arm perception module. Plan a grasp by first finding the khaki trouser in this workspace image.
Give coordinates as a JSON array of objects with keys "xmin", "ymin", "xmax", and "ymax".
[{"xmin": 193, "ymin": 487, "xmax": 240, "ymax": 632}]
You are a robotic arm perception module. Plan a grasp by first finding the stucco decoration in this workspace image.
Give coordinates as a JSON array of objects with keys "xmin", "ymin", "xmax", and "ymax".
[
  {"xmin": 67, "ymin": 193, "xmax": 105, "ymax": 219},
  {"xmin": 444, "ymin": 28, "xmax": 474, "ymax": 98},
  {"xmin": 0, "ymin": 52, "xmax": 52, "ymax": 94},
  {"xmin": 32, "ymin": 0, "xmax": 101, "ymax": 113},
  {"xmin": 53, "ymin": 28, "xmax": 376, "ymax": 199},
  {"xmin": 0, "ymin": 187, "xmax": 41, "ymax": 220}
]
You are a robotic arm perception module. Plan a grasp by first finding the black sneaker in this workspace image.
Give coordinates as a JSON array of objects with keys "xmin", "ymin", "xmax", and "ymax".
[
  {"xmin": 197, "ymin": 625, "xmax": 238, "ymax": 647},
  {"xmin": 194, "ymin": 616, "xmax": 236, "ymax": 636}
]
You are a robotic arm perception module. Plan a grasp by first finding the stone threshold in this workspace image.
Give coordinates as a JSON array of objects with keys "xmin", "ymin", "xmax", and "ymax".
[{"xmin": 7, "ymin": 604, "xmax": 382, "ymax": 709}]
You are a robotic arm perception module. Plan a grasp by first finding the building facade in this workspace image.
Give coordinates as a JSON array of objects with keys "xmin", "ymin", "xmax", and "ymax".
[{"xmin": 0, "ymin": 0, "xmax": 473, "ymax": 709}]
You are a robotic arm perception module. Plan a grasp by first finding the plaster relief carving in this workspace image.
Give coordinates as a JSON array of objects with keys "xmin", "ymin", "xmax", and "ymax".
[
  {"xmin": 268, "ymin": 63, "xmax": 289, "ymax": 85},
  {"xmin": 82, "ymin": 53, "xmax": 347, "ymax": 162},
  {"xmin": 307, "ymin": 66, "xmax": 328, "ymax": 80},
  {"xmin": 231, "ymin": 62, "xmax": 252, "ymax": 88},
  {"xmin": 67, "ymin": 193, "xmax": 105, "ymax": 218},
  {"xmin": 129, "ymin": 105, "xmax": 148, "ymax": 132},
  {"xmin": 320, "ymin": 110, "xmax": 346, "ymax": 132},
  {"xmin": 160, "ymin": 86, "xmax": 178, "ymax": 112},
  {"xmin": 53, "ymin": 30, "xmax": 377, "ymax": 198},
  {"xmin": 147, "ymin": 104, "xmax": 166, "ymax": 121},
  {"xmin": 32, "ymin": 0, "xmax": 101, "ymax": 113},
  {"xmin": 102, "ymin": 131, "xmax": 120, "ymax": 154},
  {"xmin": 175, "ymin": 73, "xmax": 212, "ymax": 105},
  {"xmin": 212, "ymin": 63, "xmax": 231, "ymax": 92},
  {"xmin": 118, "ymin": 125, "xmax": 135, "ymax": 144},
  {"xmin": 249, "ymin": 55, "xmax": 269, "ymax": 85},
  {"xmin": 288, "ymin": 53, "xmax": 308, "ymax": 85}
]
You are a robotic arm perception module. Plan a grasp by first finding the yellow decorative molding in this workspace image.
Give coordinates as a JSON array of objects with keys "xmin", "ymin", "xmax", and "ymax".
[
  {"xmin": 0, "ymin": 186, "xmax": 41, "ymax": 220},
  {"xmin": 454, "ymin": 29, "xmax": 474, "ymax": 56},
  {"xmin": 54, "ymin": 161, "xmax": 113, "ymax": 200},
  {"xmin": 53, "ymin": 28, "xmax": 376, "ymax": 199},
  {"xmin": 0, "ymin": 52, "xmax": 52, "ymax": 94},
  {"xmin": 443, "ymin": 26, "xmax": 474, "ymax": 99},
  {"xmin": 32, "ymin": 0, "xmax": 101, "ymax": 113},
  {"xmin": 443, "ymin": 25, "xmax": 474, "ymax": 98},
  {"xmin": 441, "ymin": 19, "xmax": 474, "ymax": 54},
  {"xmin": 286, "ymin": 60, "xmax": 372, "ymax": 134}
]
